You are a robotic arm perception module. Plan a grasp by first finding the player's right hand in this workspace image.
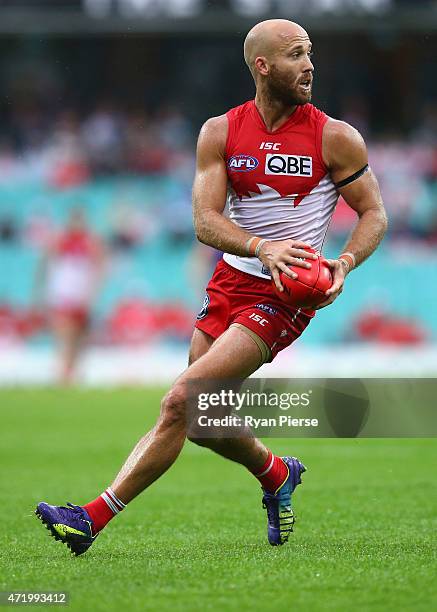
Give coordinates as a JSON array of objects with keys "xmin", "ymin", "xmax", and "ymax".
[{"xmin": 257, "ymin": 239, "xmax": 317, "ymax": 293}]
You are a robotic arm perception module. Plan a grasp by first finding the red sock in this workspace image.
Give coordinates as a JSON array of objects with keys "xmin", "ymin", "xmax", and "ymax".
[
  {"xmin": 251, "ymin": 450, "xmax": 288, "ymax": 493},
  {"xmin": 83, "ymin": 487, "xmax": 126, "ymax": 534}
]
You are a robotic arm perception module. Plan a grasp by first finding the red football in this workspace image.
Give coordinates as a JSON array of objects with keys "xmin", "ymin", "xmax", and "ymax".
[{"xmin": 272, "ymin": 247, "xmax": 333, "ymax": 308}]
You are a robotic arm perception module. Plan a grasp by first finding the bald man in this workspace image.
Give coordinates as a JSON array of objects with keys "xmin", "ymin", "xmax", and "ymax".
[{"xmin": 36, "ymin": 20, "xmax": 387, "ymax": 554}]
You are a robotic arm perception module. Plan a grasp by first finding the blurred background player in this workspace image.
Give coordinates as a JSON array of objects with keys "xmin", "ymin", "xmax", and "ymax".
[{"xmin": 35, "ymin": 208, "xmax": 105, "ymax": 384}]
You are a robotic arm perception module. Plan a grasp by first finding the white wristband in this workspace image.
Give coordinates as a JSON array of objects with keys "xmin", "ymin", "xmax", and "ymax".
[{"xmin": 255, "ymin": 239, "xmax": 267, "ymax": 258}]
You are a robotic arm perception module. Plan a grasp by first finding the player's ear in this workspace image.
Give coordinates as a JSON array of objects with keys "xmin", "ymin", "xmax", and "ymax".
[{"xmin": 254, "ymin": 56, "xmax": 269, "ymax": 76}]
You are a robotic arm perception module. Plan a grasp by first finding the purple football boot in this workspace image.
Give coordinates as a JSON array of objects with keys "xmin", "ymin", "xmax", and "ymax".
[
  {"xmin": 262, "ymin": 456, "xmax": 306, "ymax": 546},
  {"xmin": 35, "ymin": 502, "xmax": 97, "ymax": 556}
]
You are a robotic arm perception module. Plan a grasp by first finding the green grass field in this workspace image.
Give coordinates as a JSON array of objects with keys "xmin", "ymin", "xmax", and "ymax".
[{"xmin": 1, "ymin": 389, "xmax": 436, "ymax": 611}]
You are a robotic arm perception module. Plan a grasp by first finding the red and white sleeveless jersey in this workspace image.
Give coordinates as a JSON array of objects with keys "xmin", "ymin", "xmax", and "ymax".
[{"xmin": 223, "ymin": 99, "xmax": 338, "ymax": 278}]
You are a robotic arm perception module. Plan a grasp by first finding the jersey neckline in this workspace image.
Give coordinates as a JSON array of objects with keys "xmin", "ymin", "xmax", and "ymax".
[{"xmin": 250, "ymin": 100, "xmax": 305, "ymax": 135}]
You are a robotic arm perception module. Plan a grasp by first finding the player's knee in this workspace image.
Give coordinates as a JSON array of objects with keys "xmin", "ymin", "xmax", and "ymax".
[{"xmin": 159, "ymin": 385, "xmax": 187, "ymax": 429}]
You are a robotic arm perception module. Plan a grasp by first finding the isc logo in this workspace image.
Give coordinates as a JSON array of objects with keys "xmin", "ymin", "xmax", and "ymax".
[
  {"xmin": 228, "ymin": 154, "xmax": 259, "ymax": 172},
  {"xmin": 249, "ymin": 312, "xmax": 269, "ymax": 326},
  {"xmin": 265, "ymin": 154, "xmax": 312, "ymax": 177},
  {"xmin": 259, "ymin": 142, "xmax": 281, "ymax": 150}
]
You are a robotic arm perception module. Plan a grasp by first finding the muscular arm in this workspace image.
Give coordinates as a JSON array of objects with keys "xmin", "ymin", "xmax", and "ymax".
[
  {"xmin": 316, "ymin": 119, "xmax": 388, "ymax": 308},
  {"xmin": 324, "ymin": 119, "xmax": 388, "ymax": 268},
  {"xmin": 192, "ymin": 115, "xmax": 254, "ymax": 255}
]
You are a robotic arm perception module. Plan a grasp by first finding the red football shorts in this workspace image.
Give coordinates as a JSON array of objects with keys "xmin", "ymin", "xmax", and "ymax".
[{"xmin": 195, "ymin": 259, "xmax": 314, "ymax": 361}]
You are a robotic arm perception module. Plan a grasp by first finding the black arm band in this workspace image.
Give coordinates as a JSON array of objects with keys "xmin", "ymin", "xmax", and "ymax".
[{"xmin": 334, "ymin": 164, "xmax": 369, "ymax": 189}]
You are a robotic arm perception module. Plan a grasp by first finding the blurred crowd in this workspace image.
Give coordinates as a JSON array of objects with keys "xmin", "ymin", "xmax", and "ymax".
[
  {"xmin": 0, "ymin": 98, "xmax": 436, "ymax": 369},
  {"xmin": 0, "ymin": 103, "xmax": 195, "ymax": 188},
  {"xmin": 1, "ymin": 100, "xmax": 437, "ymax": 243}
]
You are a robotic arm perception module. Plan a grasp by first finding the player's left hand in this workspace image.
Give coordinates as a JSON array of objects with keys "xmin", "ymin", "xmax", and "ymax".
[{"xmin": 314, "ymin": 259, "xmax": 348, "ymax": 310}]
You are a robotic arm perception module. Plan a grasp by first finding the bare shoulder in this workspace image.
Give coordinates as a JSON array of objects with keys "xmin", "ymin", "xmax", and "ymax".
[
  {"xmin": 197, "ymin": 114, "xmax": 228, "ymax": 157},
  {"xmin": 323, "ymin": 118, "xmax": 366, "ymax": 149},
  {"xmin": 322, "ymin": 118, "xmax": 368, "ymax": 170}
]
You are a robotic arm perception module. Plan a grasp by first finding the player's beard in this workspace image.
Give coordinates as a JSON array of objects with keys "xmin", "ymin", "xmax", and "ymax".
[{"xmin": 266, "ymin": 64, "xmax": 312, "ymax": 107}]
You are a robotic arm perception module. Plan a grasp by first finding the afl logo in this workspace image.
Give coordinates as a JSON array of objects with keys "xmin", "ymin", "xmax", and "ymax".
[{"xmin": 228, "ymin": 154, "xmax": 259, "ymax": 172}]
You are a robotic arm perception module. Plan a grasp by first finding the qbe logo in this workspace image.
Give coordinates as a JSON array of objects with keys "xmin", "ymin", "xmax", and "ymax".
[
  {"xmin": 228, "ymin": 154, "xmax": 259, "ymax": 172},
  {"xmin": 265, "ymin": 154, "xmax": 312, "ymax": 177}
]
